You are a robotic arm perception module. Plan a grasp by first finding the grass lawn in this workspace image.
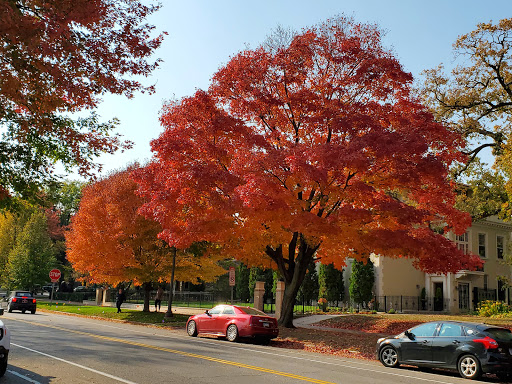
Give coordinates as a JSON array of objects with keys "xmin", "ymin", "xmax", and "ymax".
[{"xmin": 38, "ymin": 302, "xmax": 190, "ymax": 328}]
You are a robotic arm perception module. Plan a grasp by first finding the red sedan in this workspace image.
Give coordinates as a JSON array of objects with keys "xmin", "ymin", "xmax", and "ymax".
[{"xmin": 186, "ymin": 305, "xmax": 278, "ymax": 343}]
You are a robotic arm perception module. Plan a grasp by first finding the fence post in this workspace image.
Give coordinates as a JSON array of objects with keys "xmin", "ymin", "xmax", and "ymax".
[
  {"xmin": 400, "ymin": 296, "xmax": 403, "ymax": 312},
  {"xmin": 384, "ymin": 296, "xmax": 387, "ymax": 312}
]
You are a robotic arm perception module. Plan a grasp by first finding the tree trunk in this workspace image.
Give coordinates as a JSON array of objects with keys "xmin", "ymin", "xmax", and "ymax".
[
  {"xmin": 267, "ymin": 234, "xmax": 318, "ymax": 328},
  {"xmin": 142, "ymin": 282, "xmax": 152, "ymax": 312}
]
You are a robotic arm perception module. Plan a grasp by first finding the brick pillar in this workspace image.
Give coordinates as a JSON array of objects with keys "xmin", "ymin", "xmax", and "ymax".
[
  {"xmin": 253, "ymin": 281, "xmax": 265, "ymax": 311},
  {"xmin": 275, "ymin": 281, "xmax": 285, "ymax": 319}
]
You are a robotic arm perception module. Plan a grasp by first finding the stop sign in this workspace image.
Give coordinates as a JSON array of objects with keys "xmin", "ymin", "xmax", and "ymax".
[{"xmin": 49, "ymin": 269, "xmax": 61, "ymax": 282}]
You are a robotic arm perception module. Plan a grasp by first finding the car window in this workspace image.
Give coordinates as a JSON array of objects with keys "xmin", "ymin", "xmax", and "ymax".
[
  {"xmin": 463, "ymin": 327, "xmax": 484, "ymax": 337},
  {"xmin": 484, "ymin": 328, "xmax": 512, "ymax": 342},
  {"xmin": 238, "ymin": 307, "xmax": 267, "ymax": 315},
  {"xmin": 438, "ymin": 323, "xmax": 462, "ymax": 337},
  {"xmin": 222, "ymin": 307, "xmax": 235, "ymax": 315},
  {"xmin": 208, "ymin": 306, "xmax": 223, "ymax": 315},
  {"xmin": 411, "ymin": 322, "xmax": 438, "ymax": 337},
  {"xmin": 15, "ymin": 292, "xmax": 32, "ymax": 297}
]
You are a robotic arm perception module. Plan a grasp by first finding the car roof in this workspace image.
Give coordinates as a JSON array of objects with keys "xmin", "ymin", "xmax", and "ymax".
[{"xmin": 418, "ymin": 320, "xmax": 505, "ymax": 330}]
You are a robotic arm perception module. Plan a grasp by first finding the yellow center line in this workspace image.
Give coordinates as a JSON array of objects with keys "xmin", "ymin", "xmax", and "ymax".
[{"xmin": 9, "ymin": 318, "xmax": 335, "ymax": 384}]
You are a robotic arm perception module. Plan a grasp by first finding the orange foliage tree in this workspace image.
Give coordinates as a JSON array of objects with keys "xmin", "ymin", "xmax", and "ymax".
[
  {"xmin": 66, "ymin": 167, "xmax": 225, "ymax": 311},
  {"xmin": 0, "ymin": 0, "xmax": 164, "ymax": 208},
  {"xmin": 133, "ymin": 17, "xmax": 482, "ymax": 327}
]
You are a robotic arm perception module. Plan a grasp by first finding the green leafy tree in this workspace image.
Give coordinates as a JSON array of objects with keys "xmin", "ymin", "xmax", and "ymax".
[
  {"xmin": 7, "ymin": 211, "xmax": 57, "ymax": 290},
  {"xmin": 453, "ymin": 159, "xmax": 508, "ymax": 220},
  {"xmin": 298, "ymin": 261, "xmax": 319, "ymax": 304},
  {"xmin": 318, "ymin": 264, "xmax": 344, "ymax": 304},
  {"xmin": 248, "ymin": 267, "xmax": 273, "ymax": 301},
  {"xmin": 349, "ymin": 258, "xmax": 375, "ymax": 306},
  {"xmin": 0, "ymin": 212, "xmax": 17, "ymax": 287},
  {"xmin": 235, "ymin": 263, "xmax": 251, "ymax": 302}
]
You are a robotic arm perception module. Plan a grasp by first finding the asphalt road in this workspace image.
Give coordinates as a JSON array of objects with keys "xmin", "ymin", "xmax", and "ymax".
[{"xmin": 0, "ymin": 311, "xmax": 502, "ymax": 384}]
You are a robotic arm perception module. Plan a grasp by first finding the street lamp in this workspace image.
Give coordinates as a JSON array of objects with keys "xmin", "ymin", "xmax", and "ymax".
[{"xmin": 165, "ymin": 247, "xmax": 177, "ymax": 318}]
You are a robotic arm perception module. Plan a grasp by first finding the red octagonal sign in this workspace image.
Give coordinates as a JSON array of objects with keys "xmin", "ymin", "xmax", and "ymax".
[{"xmin": 49, "ymin": 269, "xmax": 61, "ymax": 282}]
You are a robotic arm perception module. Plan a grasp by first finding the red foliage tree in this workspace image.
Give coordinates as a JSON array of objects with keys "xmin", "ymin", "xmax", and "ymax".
[
  {"xmin": 134, "ymin": 17, "xmax": 482, "ymax": 327},
  {"xmin": 66, "ymin": 167, "xmax": 225, "ymax": 311},
  {"xmin": 0, "ymin": 0, "xmax": 164, "ymax": 207}
]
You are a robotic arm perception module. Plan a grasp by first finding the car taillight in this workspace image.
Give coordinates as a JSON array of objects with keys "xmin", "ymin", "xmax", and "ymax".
[
  {"xmin": 473, "ymin": 336, "xmax": 499, "ymax": 349},
  {"xmin": 12, "ymin": 298, "xmax": 17, "ymax": 303},
  {"xmin": 32, "ymin": 299, "xmax": 36, "ymax": 303}
]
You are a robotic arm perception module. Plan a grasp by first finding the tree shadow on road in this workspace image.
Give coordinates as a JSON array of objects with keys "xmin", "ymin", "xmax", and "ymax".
[{"xmin": 3, "ymin": 365, "xmax": 55, "ymax": 384}]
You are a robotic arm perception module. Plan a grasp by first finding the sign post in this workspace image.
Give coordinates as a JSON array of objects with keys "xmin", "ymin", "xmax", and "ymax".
[
  {"xmin": 49, "ymin": 269, "xmax": 61, "ymax": 304},
  {"xmin": 228, "ymin": 266, "xmax": 236, "ymax": 304}
]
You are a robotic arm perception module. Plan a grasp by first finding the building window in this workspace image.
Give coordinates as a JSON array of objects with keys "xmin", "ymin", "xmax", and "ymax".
[
  {"xmin": 483, "ymin": 274, "xmax": 488, "ymax": 290},
  {"xmin": 456, "ymin": 232, "xmax": 469, "ymax": 254},
  {"xmin": 497, "ymin": 235, "xmax": 504, "ymax": 259},
  {"xmin": 478, "ymin": 233, "xmax": 486, "ymax": 258}
]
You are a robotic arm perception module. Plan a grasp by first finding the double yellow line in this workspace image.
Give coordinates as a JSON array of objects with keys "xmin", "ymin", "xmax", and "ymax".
[{"xmin": 10, "ymin": 318, "xmax": 335, "ymax": 384}]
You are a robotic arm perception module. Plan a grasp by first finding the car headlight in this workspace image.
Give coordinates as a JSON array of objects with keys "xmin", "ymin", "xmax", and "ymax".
[{"xmin": 377, "ymin": 338, "xmax": 385, "ymax": 344}]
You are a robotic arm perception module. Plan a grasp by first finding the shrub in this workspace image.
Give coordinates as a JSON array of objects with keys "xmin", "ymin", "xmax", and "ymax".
[
  {"xmin": 388, "ymin": 308, "xmax": 396, "ymax": 314},
  {"xmin": 478, "ymin": 300, "xmax": 512, "ymax": 317}
]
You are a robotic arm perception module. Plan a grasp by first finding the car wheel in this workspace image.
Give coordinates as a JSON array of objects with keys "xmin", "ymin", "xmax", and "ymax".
[
  {"xmin": 0, "ymin": 355, "xmax": 7, "ymax": 377},
  {"xmin": 226, "ymin": 324, "xmax": 238, "ymax": 342},
  {"xmin": 22, "ymin": 310, "xmax": 26, "ymax": 314},
  {"xmin": 379, "ymin": 345, "xmax": 400, "ymax": 368},
  {"xmin": 31, "ymin": 309, "xmax": 36, "ymax": 314},
  {"xmin": 458, "ymin": 354, "xmax": 481, "ymax": 380},
  {"xmin": 187, "ymin": 320, "xmax": 198, "ymax": 337}
]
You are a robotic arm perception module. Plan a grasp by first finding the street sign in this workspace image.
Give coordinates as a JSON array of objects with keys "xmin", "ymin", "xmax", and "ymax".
[
  {"xmin": 49, "ymin": 269, "xmax": 61, "ymax": 282},
  {"xmin": 228, "ymin": 266, "xmax": 236, "ymax": 287}
]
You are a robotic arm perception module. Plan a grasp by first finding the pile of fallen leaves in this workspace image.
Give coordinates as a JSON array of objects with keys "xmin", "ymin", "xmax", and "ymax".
[
  {"xmin": 316, "ymin": 314, "xmax": 422, "ymax": 335},
  {"xmin": 273, "ymin": 327, "xmax": 378, "ymax": 360}
]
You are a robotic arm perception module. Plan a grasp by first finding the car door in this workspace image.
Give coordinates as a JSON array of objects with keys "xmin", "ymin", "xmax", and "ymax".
[
  {"xmin": 215, "ymin": 306, "xmax": 236, "ymax": 334},
  {"xmin": 431, "ymin": 322, "xmax": 465, "ymax": 367},
  {"xmin": 201, "ymin": 306, "xmax": 223, "ymax": 332},
  {"xmin": 400, "ymin": 322, "xmax": 439, "ymax": 364}
]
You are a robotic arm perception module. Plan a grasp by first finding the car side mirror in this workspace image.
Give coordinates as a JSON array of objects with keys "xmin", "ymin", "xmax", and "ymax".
[
  {"xmin": 404, "ymin": 330, "xmax": 415, "ymax": 340},
  {"xmin": 205, "ymin": 310, "xmax": 211, "ymax": 316}
]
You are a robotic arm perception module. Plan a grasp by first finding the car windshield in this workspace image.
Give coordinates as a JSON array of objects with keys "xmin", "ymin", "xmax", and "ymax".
[
  {"xmin": 239, "ymin": 307, "xmax": 267, "ymax": 316},
  {"xmin": 484, "ymin": 328, "xmax": 512, "ymax": 341},
  {"xmin": 15, "ymin": 292, "xmax": 32, "ymax": 297}
]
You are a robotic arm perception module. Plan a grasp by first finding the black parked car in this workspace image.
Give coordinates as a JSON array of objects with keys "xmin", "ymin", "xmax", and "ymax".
[
  {"xmin": 7, "ymin": 291, "xmax": 37, "ymax": 314},
  {"xmin": 377, "ymin": 321, "xmax": 512, "ymax": 380}
]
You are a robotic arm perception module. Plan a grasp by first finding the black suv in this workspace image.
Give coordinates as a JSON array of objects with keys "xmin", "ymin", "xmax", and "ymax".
[
  {"xmin": 7, "ymin": 291, "xmax": 37, "ymax": 314},
  {"xmin": 377, "ymin": 320, "xmax": 512, "ymax": 380}
]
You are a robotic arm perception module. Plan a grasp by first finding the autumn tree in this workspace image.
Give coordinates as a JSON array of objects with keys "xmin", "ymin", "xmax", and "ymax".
[
  {"xmin": 0, "ymin": 0, "xmax": 164, "ymax": 208},
  {"xmin": 66, "ymin": 167, "xmax": 225, "ymax": 311},
  {"xmin": 134, "ymin": 16, "xmax": 482, "ymax": 327},
  {"xmin": 422, "ymin": 18, "xmax": 512, "ymax": 219}
]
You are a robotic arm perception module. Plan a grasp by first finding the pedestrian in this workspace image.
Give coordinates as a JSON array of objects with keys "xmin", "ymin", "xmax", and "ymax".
[
  {"xmin": 116, "ymin": 288, "xmax": 126, "ymax": 313},
  {"xmin": 155, "ymin": 286, "xmax": 164, "ymax": 312}
]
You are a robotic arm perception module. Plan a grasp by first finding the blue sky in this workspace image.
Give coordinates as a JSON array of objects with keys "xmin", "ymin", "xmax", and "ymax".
[{"xmin": 89, "ymin": 0, "xmax": 511, "ymax": 177}]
